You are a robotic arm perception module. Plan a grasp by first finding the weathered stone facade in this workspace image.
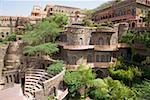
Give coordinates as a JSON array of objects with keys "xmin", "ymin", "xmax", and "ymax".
[
  {"xmin": 58, "ymin": 24, "xmax": 118, "ymax": 73},
  {"xmin": 92, "ymin": 0, "xmax": 150, "ymax": 28}
]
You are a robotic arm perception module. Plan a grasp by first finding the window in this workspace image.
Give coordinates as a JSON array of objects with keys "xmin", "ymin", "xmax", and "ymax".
[
  {"xmin": 87, "ymin": 55, "xmax": 93, "ymax": 63},
  {"xmin": 9, "ymin": 75, "xmax": 12, "ymax": 82},
  {"xmin": 132, "ymin": 22, "xmax": 136, "ymax": 28},
  {"xmin": 106, "ymin": 37, "xmax": 110, "ymax": 45},
  {"xmin": 97, "ymin": 37, "xmax": 104, "ymax": 45},
  {"xmin": 79, "ymin": 38, "xmax": 83, "ymax": 45},
  {"xmin": 131, "ymin": 8, "xmax": 136, "ymax": 16},
  {"xmin": 106, "ymin": 55, "xmax": 111, "ymax": 62},
  {"xmin": 72, "ymin": 56, "xmax": 77, "ymax": 65},
  {"xmin": 6, "ymin": 76, "xmax": 8, "ymax": 83},
  {"xmin": 6, "ymin": 32, "xmax": 9, "ymax": 35},
  {"xmin": 101, "ymin": 55, "xmax": 105, "ymax": 62},
  {"xmin": 96, "ymin": 55, "xmax": 100, "ymax": 62}
]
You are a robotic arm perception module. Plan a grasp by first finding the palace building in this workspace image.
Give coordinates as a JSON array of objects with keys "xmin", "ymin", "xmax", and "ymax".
[
  {"xmin": 31, "ymin": 4, "xmax": 86, "ymax": 23},
  {"xmin": 92, "ymin": 0, "xmax": 150, "ymax": 29},
  {"xmin": 58, "ymin": 23, "xmax": 130, "ymax": 76},
  {"xmin": 0, "ymin": 16, "xmax": 41, "ymax": 39}
]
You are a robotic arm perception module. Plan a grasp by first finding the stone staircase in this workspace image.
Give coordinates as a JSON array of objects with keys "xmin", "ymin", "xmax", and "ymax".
[{"xmin": 24, "ymin": 69, "xmax": 53, "ymax": 99}]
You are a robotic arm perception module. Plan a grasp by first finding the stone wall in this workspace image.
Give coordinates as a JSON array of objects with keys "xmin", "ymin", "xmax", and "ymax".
[
  {"xmin": 66, "ymin": 26, "xmax": 92, "ymax": 45},
  {"xmin": 41, "ymin": 69, "xmax": 65, "ymax": 99},
  {"xmin": 0, "ymin": 43, "xmax": 9, "ymax": 83}
]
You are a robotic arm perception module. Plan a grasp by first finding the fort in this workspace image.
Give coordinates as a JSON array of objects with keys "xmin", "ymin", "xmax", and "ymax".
[{"xmin": 0, "ymin": 1, "xmax": 150, "ymax": 100}]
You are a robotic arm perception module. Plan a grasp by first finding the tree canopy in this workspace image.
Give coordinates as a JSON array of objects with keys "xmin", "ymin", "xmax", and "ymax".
[
  {"xmin": 22, "ymin": 13, "xmax": 68, "ymax": 57},
  {"xmin": 47, "ymin": 61, "xmax": 64, "ymax": 75},
  {"xmin": 89, "ymin": 77, "xmax": 136, "ymax": 100}
]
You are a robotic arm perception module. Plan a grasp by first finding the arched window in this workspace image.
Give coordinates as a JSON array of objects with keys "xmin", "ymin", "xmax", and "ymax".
[
  {"xmin": 79, "ymin": 38, "xmax": 83, "ymax": 45},
  {"xmin": 6, "ymin": 76, "xmax": 8, "ymax": 83},
  {"xmin": 96, "ymin": 55, "xmax": 100, "ymax": 62},
  {"xmin": 72, "ymin": 56, "xmax": 77, "ymax": 65},
  {"xmin": 106, "ymin": 37, "xmax": 110, "ymax": 45},
  {"xmin": 106, "ymin": 55, "xmax": 111, "ymax": 62},
  {"xmin": 6, "ymin": 32, "xmax": 9, "ymax": 35},
  {"xmin": 87, "ymin": 55, "xmax": 93, "ymax": 63},
  {"xmin": 9, "ymin": 75, "xmax": 12, "ymax": 82},
  {"xmin": 97, "ymin": 37, "xmax": 104, "ymax": 45},
  {"xmin": 101, "ymin": 55, "xmax": 105, "ymax": 62},
  {"xmin": 132, "ymin": 22, "xmax": 135, "ymax": 28}
]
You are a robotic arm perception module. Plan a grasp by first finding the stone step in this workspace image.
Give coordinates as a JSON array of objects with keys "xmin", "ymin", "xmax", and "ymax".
[{"xmin": 5, "ymin": 66, "xmax": 14, "ymax": 69}]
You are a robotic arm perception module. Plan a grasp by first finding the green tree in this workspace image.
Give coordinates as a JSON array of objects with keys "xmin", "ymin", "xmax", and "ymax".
[
  {"xmin": 23, "ymin": 14, "xmax": 68, "ymax": 57},
  {"xmin": 89, "ymin": 77, "xmax": 136, "ymax": 100},
  {"xmin": 23, "ymin": 43, "xmax": 58, "ymax": 56},
  {"xmin": 134, "ymin": 80, "xmax": 150, "ymax": 100},
  {"xmin": 5, "ymin": 33, "xmax": 17, "ymax": 41},
  {"xmin": 47, "ymin": 61, "xmax": 64, "ymax": 75},
  {"xmin": 109, "ymin": 58, "xmax": 142, "ymax": 86},
  {"xmin": 64, "ymin": 65, "xmax": 95, "ymax": 98}
]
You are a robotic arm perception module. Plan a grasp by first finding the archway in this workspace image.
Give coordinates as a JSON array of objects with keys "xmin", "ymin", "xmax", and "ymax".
[
  {"xmin": 132, "ymin": 22, "xmax": 135, "ymax": 28},
  {"xmin": 97, "ymin": 37, "xmax": 104, "ymax": 45},
  {"xmin": 87, "ymin": 55, "xmax": 93, "ymax": 63}
]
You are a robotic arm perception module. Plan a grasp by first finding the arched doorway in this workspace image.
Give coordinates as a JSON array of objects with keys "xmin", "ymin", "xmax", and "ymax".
[{"xmin": 132, "ymin": 22, "xmax": 135, "ymax": 28}]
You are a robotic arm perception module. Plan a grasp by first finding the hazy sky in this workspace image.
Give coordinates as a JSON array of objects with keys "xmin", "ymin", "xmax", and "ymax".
[{"xmin": 0, "ymin": 0, "xmax": 111, "ymax": 16}]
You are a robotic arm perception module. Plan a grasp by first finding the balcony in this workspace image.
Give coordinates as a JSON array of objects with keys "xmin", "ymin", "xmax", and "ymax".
[
  {"xmin": 63, "ymin": 45, "xmax": 94, "ymax": 50},
  {"xmin": 118, "ymin": 43, "xmax": 129, "ymax": 48},
  {"xmin": 94, "ymin": 45, "xmax": 117, "ymax": 51}
]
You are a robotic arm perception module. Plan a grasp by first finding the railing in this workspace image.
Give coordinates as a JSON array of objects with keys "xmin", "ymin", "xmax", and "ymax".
[
  {"xmin": 118, "ymin": 43, "xmax": 129, "ymax": 48},
  {"xmin": 63, "ymin": 45, "xmax": 94, "ymax": 50},
  {"xmin": 94, "ymin": 45, "xmax": 117, "ymax": 51}
]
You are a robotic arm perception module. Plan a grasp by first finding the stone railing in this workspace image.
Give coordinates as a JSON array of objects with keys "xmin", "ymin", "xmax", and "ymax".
[
  {"xmin": 63, "ymin": 45, "xmax": 94, "ymax": 50},
  {"xmin": 94, "ymin": 45, "xmax": 117, "ymax": 51},
  {"xmin": 42, "ymin": 68, "xmax": 65, "ymax": 96}
]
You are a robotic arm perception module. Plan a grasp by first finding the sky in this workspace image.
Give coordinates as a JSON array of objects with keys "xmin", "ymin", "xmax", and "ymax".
[{"xmin": 0, "ymin": 0, "xmax": 111, "ymax": 16}]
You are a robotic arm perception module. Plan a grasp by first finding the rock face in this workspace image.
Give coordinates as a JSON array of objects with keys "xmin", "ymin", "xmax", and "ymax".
[
  {"xmin": 4, "ymin": 42, "xmax": 21, "ymax": 71},
  {"xmin": 0, "ymin": 44, "xmax": 9, "ymax": 83}
]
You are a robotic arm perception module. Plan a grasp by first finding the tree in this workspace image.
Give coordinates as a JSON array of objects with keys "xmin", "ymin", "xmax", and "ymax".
[
  {"xmin": 23, "ymin": 13, "xmax": 68, "ymax": 57},
  {"xmin": 23, "ymin": 42, "xmax": 58, "ymax": 56},
  {"xmin": 109, "ymin": 58, "xmax": 142, "ymax": 86},
  {"xmin": 5, "ymin": 33, "xmax": 17, "ymax": 41},
  {"xmin": 47, "ymin": 61, "xmax": 64, "ymax": 75},
  {"xmin": 134, "ymin": 80, "xmax": 150, "ymax": 100},
  {"xmin": 64, "ymin": 65, "xmax": 95, "ymax": 98},
  {"xmin": 89, "ymin": 77, "xmax": 136, "ymax": 100}
]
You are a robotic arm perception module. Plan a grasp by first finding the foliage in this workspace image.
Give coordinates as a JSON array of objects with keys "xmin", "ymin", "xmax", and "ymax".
[
  {"xmin": 109, "ymin": 58, "xmax": 142, "ymax": 86},
  {"xmin": 142, "ymin": 56, "xmax": 150, "ymax": 65},
  {"xmin": 120, "ymin": 32, "xmax": 150, "ymax": 48},
  {"xmin": 134, "ymin": 80, "xmax": 150, "ymax": 100},
  {"xmin": 24, "ymin": 23, "xmax": 33, "ymax": 31},
  {"xmin": 47, "ymin": 61, "xmax": 64, "ymax": 75},
  {"xmin": 23, "ymin": 13, "xmax": 68, "ymax": 45},
  {"xmin": 132, "ymin": 54, "xmax": 146, "ymax": 63},
  {"xmin": 23, "ymin": 13, "xmax": 68, "ymax": 57},
  {"xmin": 23, "ymin": 43, "xmax": 58, "ymax": 56},
  {"xmin": 89, "ymin": 77, "xmax": 136, "ymax": 100},
  {"xmin": 64, "ymin": 65, "xmax": 95, "ymax": 97},
  {"xmin": 120, "ymin": 31, "xmax": 134, "ymax": 43},
  {"xmin": 5, "ymin": 33, "xmax": 17, "ymax": 41}
]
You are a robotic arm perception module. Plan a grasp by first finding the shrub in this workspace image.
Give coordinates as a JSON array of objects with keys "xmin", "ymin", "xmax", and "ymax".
[
  {"xmin": 47, "ymin": 61, "xmax": 64, "ymax": 75},
  {"xmin": 6, "ymin": 33, "xmax": 16, "ymax": 41}
]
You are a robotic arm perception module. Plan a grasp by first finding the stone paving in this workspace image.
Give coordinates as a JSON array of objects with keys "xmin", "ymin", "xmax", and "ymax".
[{"xmin": 0, "ymin": 84, "xmax": 27, "ymax": 100}]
